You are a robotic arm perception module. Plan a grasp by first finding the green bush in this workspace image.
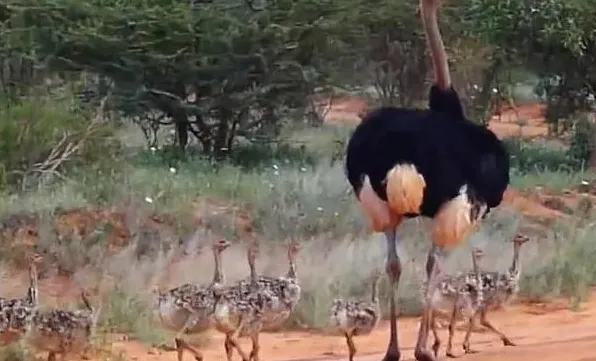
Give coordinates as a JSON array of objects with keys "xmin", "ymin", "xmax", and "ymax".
[
  {"xmin": 228, "ymin": 141, "xmax": 316, "ymax": 171},
  {"xmin": 504, "ymin": 137, "xmax": 582, "ymax": 174},
  {"xmin": 134, "ymin": 140, "xmax": 316, "ymax": 172},
  {"xmin": 0, "ymin": 99, "xmax": 118, "ymax": 189},
  {"xmin": 568, "ymin": 114, "xmax": 593, "ymax": 165}
]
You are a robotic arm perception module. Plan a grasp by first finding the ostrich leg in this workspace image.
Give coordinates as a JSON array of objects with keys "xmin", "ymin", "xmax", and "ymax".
[
  {"xmin": 382, "ymin": 229, "xmax": 401, "ymax": 361},
  {"xmin": 414, "ymin": 246, "xmax": 439, "ymax": 361}
]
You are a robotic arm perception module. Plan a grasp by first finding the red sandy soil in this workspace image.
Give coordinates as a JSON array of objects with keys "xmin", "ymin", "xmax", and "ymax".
[
  {"xmin": 487, "ymin": 104, "xmax": 549, "ymax": 138},
  {"xmin": 96, "ymin": 294, "xmax": 596, "ymax": 361}
]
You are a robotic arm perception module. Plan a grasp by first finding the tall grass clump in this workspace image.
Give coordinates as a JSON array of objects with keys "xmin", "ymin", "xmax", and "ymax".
[
  {"xmin": 0, "ymin": 344, "xmax": 29, "ymax": 361},
  {"xmin": 249, "ymin": 164, "xmax": 365, "ymax": 239},
  {"xmin": 520, "ymin": 219, "xmax": 596, "ymax": 303},
  {"xmin": 93, "ymin": 245, "xmax": 172, "ymax": 345},
  {"xmin": 100, "ymin": 288, "xmax": 167, "ymax": 344}
]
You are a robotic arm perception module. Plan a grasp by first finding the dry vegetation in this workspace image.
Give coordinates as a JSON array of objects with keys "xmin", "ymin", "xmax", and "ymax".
[{"xmin": 0, "ymin": 97, "xmax": 595, "ymax": 361}]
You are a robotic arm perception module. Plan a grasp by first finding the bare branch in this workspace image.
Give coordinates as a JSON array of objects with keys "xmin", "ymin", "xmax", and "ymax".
[{"xmin": 25, "ymin": 119, "xmax": 103, "ymax": 183}]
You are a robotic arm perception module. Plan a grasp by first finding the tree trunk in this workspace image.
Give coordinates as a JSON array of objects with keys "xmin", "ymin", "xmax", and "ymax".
[
  {"xmin": 188, "ymin": 114, "xmax": 212, "ymax": 153},
  {"xmin": 151, "ymin": 84, "xmax": 190, "ymax": 153},
  {"xmin": 171, "ymin": 107, "xmax": 189, "ymax": 152},
  {"xmin": 478, "ymin": 58, "xmax": 501, "ymax": 125},
  {"xmin": 213, "ymin": 107, "xmax": 231, "ymax": 159},
  {"xmin": 588, "ymin": 112, "xmax": 596, "ymax": 169}
]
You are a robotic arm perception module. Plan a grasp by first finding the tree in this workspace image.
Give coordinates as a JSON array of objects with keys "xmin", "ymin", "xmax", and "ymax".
[
  {"xmin": 465, "ymin": 0, "xmax": 596, "ymax": 166},
  {"xmin": 8, "ymin": 0, "xmax": 341, "ymax": 155}
]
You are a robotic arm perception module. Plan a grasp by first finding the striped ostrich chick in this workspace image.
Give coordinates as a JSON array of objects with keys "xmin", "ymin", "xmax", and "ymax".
[
  {"xmin": 210, "ymin": 242, "xmax": 283, "ymax": 361},
  {"xmin": 152, "ymin": 238, "xmax": 231, "ymax": 361},
  {"xmin": 26, "ymin": 291, "xmax": 101, "ymax": 361},
  {"xmin": 456, "ymin": 233, "xmax": 530, "ymax": 357},
  {"xmin": 328, "ymin": 269, "xmax": 382, "ymax": 361},
  {"xmin": 234, "ymin": 239, "xmax": 302, "ymax": 329},
  {"xmin": 0, "ymin": 253, "xmax": 43, "ymax": 346},
  {"xmin": 427, "ymin": 248, "xmax": 485, "ymax": 358},
  {"xmin": 344, "ymin": 0, "xmax": 509, "ymax": 360}
]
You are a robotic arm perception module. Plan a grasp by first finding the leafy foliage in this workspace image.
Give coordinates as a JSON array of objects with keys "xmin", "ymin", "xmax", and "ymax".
[
  {"xmin": 6, "ymin": 0, "xmax": 343, "ymax": 156},
  {"xmin": 0, "ymin": 98, "xmax": 115, "ymax": 189},
  {"xmin": 1, "ymin": 0, "xmax": 596, "ymax": 168}
]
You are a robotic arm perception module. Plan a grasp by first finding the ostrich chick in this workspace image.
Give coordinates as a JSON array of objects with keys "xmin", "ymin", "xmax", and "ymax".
[{"xmin": 328, "ymin": 269, "xmax": 382, "ymax": 361}]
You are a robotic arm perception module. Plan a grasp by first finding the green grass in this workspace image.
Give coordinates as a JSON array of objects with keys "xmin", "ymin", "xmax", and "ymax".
[
  {"xmin": 0, "ymin": 344, "xmax": 29, "ymax": 361},
  {"xmin": 511, "ymin": 170, "xmax": 596, "ymax": 191},
  {"xmin": 520, "ymin": 218, "xmax": 596, "ymax": 303},
  {"xmin": 99, "ymin": 288, "xmax": 168, "ymax": 345}
]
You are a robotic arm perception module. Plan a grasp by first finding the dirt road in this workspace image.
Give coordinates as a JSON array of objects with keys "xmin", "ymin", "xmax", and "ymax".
[{"xmin": 110, "ymin": 294, "xmax": 596, "ymax": 361}]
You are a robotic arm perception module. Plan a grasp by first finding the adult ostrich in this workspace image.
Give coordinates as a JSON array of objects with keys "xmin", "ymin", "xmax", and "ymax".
[{"xmin": 344, "ymin": 0, "xmax": 510, "ymax": 360}]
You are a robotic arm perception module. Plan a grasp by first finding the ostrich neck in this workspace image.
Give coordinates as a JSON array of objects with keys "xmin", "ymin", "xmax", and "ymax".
[
  {"xmin": 508, "ymin": 246, "xmax": 521, "ymax": 283},
  {"xmin": 212, "ymin": 249, "xmax": 224, "ymax": 284},
  {"xmin": 286, "ymin": 254, "xmax": 297, "ymax": 280},
  {"xmin": 371, "ymin": 278, "xmax": 379, "ymax": 304},
  {"xmin": 28, "ymin": 262, "xmax": 38, "ymax": 305},
  {"xmin": 248, "ymin": 252, "xmax": 259, "ymax": 290}
]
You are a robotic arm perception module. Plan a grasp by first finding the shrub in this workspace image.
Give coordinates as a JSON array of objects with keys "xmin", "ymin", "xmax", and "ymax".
[
  {"xmin": 568, "ymin": 114, "xmax": 594, "ymax": 165},
  {"xmin": 0, "ymin": 99, "xmax": 118, "ymax": 189},
  {"xmin": 504, "ymin": 136, "xmax": 582, "ymax": 174}
]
